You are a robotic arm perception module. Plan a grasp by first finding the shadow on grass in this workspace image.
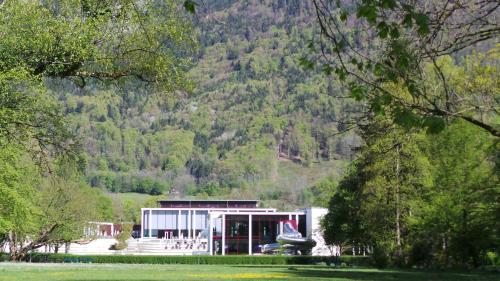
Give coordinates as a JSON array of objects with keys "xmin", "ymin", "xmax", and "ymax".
[
  {"xmin": 231, "ymin": 265, "xmax": 336, "ymax": 269},
  {"xmin": 288, "ymin": 269, "xmax": 498, "ymax": 281},
  {"xmin": 232, "ymin": 266, "xmax": 499, "ymax": 281}
]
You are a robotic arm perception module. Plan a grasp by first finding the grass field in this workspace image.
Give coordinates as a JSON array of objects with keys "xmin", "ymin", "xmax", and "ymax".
[
  {"xmin": 0, "ymin": 263, "xmax": 498, "ymax": 281},
  {"xmin": 106, "ymin": 192, "xmax": 154, "ymax": 205}
]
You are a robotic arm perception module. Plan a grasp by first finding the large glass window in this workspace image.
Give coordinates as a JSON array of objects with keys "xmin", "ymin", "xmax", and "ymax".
[
  {"xmin": 221, "ymin": 214, "xmax": 299, "ymax": 255},
  {"xmin": 251, "ymin": 215, "xmax": 290, "ymax": 253},
  {"xmin": 145, "ymin": 210, "xmax": 180, "ymax": 238},
  {"xmin": 194, "ymin": 211, "xmax": 208, "ymax": 238},
  {"xmin": 224, "ymin": 215, "xmax": 249, "ymax": 255},
  {"xmin": 144, "ymin": 209, "xmax": 210, "ymax": 239}
]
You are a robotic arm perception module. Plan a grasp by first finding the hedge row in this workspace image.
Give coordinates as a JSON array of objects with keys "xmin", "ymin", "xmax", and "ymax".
[
  {"xmin": 23, "ymin": 253, "xmax": 372, "ymax": 266},
  {"xmin": 0, "ymin": 253, "xmax": 8, "ymax": 262}
]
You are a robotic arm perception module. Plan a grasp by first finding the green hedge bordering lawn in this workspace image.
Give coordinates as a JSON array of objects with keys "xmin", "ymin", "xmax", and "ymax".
[
  {"xmin": 0, "ymin": 253, "xmax": 8, "ymax": 262},
  {"xmin": 23, "ymin": 253, "xmax": 372, "ymax": 266}
]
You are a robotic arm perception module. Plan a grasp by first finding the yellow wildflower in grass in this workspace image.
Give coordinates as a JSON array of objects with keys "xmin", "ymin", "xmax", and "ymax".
[{"xmin": 188, "ymin": 272, "xmax": 291, "ymax": 279}]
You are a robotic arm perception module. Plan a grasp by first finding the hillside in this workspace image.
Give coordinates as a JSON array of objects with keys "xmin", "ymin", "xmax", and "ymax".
[{"xmin": 51, "ymin": 0, "xmax": 361, "ymax": 208}]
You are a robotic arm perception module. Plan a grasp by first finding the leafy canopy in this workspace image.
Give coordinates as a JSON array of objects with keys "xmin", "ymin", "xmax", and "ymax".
[
  {"xmin": 0, "ymin": 0, "xmax": 197, "ymax": 156},
  {"xmin": 310, "ymin": 0, "xmax": 499, "ymax": 136}
]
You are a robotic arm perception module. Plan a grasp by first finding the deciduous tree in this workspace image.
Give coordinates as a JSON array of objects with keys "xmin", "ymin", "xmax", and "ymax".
[
  {"xmin": 0, "ymin": 0, "xmax": 196, "ymax": 155},
  {"xmin": 310, "ymin": 0, "xmax": 499, "ymax": 136}
]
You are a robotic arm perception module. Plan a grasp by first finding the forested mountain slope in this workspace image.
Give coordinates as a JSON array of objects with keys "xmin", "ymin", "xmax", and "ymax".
[{"xmin": 52, "ymin": 0, "xmax": 361, "ymax": 209}]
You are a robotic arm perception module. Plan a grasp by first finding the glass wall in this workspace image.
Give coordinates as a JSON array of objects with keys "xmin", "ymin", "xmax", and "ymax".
[
  {"xmin": 225, "ymin": 215, "xmax": 249, "ymax": 255},
  {"xmin": 193, "ymin": 210, "xmax": 208, "ymax": 238},
  {"xmin": 251, "ymin": 215, "xmax": 291, "ymax": 254},
  {"xmin": 142, "ymin": 210, "xmax": 306, "ymax": 256},
  {"xmin": 153, "ymin": 210, "xmax": 179, "ymax": 238},
  {"xmin": 143, "ymin": 209, "xmax": 209, "ymax": 239},
  {"xmin": 221, "ymin": 214, "xmax": 296, "ymax": 255},
  {"xmin": 212, "ymin": 217, "xmax": 222, "ymax": 255}
]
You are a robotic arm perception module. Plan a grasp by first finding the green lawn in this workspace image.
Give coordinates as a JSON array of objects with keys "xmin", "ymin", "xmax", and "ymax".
[
  {"xmin": 0, "ymin": 263, "xmax": 497, "ymax": 281},
  {"xmin": 106, "ymin": 192, "xmax": 154, "ymax": 206}
]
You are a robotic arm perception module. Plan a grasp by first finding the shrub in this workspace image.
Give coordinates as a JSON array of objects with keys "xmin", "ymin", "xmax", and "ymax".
[
  {"xmin": 409, "ymin": 240, "xmax": 433, "ymax": 267},
  {"xmin": 24, "ymin": 253, "xmax": 372, "ymax": 266},
  {"xmin": 372, "ymin": 247, "xmax": 389, "ymax": 269},
  {"xmin": 486, "ymin": 251, "xmax": 498, "ymax": 266},
  {"xmin": 110, "ymin": 223, "xmax": 133, "ymax": 250},
  {"xmin": 0, "ymin": 253, "xmax": 9, "ymax": 261}
]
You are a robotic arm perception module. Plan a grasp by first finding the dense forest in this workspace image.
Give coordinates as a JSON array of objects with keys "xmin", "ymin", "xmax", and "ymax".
[{"xmin": 54, "ymin": 0, "xmax": 360, "ymax": 209}]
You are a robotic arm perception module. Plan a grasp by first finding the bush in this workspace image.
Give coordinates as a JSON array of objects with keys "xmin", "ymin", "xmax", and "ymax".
[
  {"xmin": 23, "ymin": 254, "xmax": 372, "ymax": 266},
  {"xmin": 110, "ymin": 223, "xmax": 133, "ymax": 250},
  {"xmin": 409, "ymin": 240, "xmax": 433, "ymax": 267},
  {"xmin": 372, "ymin": 247, "xmax": 389, "ymax": 269},
  {"xmin": 486, "ymin": 251, "xmax": 499, "ymax": 266},
  {"xmin": 0, "ymin": 253, "xmax": 9, "ymax": 261}
]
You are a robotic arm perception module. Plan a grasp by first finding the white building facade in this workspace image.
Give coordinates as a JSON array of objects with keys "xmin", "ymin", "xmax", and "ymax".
[{"xmin": 139, "ymin": 200, "xmax": 329, "ymax": 255}]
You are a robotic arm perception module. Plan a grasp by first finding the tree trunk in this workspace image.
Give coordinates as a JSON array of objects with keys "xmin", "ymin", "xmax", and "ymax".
[
  {"xmin": 7, "ymin": 231, "xmax": 29, "ymax": 261},
  {"xmin": 7, "ymin": 224, "xmax": 59, "ymax": 261},
  {"xmin": 395, "ymin": 143, "xmax": 402, "ymax": 258},
  {"xmin": 8, "ymin": 231, "xmax": 17, "ymax": 261}
]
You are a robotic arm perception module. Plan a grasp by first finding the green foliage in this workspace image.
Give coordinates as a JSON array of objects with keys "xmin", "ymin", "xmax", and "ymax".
[
  {"xmin": 0, "ymin": 0, "xmax": 196, "ymax": 91},
  {"xmin": 143, "ymin": 195, "xmax": 168, "ymax": 208},
  {"xmin": 372, "ymin": 247, "xmax": 389, "ymax": 269},
  {"xmin": 410, "ymin": 120, "xmax": 499, "ymax": 267},
  {"xmin": 187, "ymin": 182, "xmax": 227, "ymax": 197},
  {"xmin": 0, "ymin": 145, "xmax": 38, "ymax": 240},
  {"xmin": 0, "ymin": 1, "xmax": 197, "ymax": 248},
  {"xmin": 94, "ymin": 192, "xmax": 114, "ymax": 222},
  {"xmin": 25, "ymin": 253, "xmax": 372, "ymax": 266},
  {"xmin": 309, "ymin": 176, "xmax": 338, "ymax": 207},
  {"xmin": 486, "ymin": 252, "xmax": 498, "ymax": 267},
  {"xmin": 323, "ymin": 118, "xmax": 498, "ymax": 268},
  {"xmin": 37, "ymin": 176, "xmax": 102, "ymax": 244},
  {"xmin": 45, "ymin": 2, "xmax": 357, "ymax": 207},
  {"xmin": 0, "ymin": 148, "xmax": 110, "ymax": 260},
  {"xmin": 88, "ymin": 172, "xmax": 171, "ymax": 195},
  {"xmin": 311, "ymin": 1, "xmax": 499, "ymax": 136},
  {"xmin": 0, "ymin": 69, "xmax": 71, "ymax": 159},
  {"xmin": 0, "ymin": 0, "xmax": 196, "ymax": 161},
  {"xmin": 111, "ymin": 223, "xmax": 132, "ymax": 250},
  {"xmin": 183, "ymin": 0, "xmax": 198, "ymax": 14},
  {"xmin": 170, "ymin": 2, "xmax": 358, "ymax": 202}
]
